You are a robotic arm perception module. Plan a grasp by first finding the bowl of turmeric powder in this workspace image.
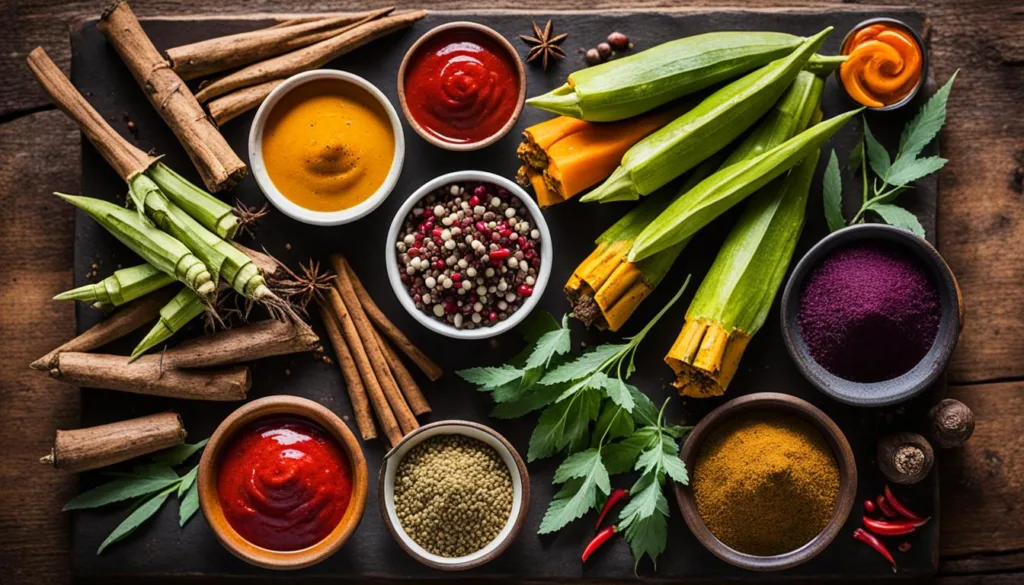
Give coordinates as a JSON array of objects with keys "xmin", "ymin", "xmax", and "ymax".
[{"xmin": 675, "ymin": 392, "xmax": 857, "ymax": 571}]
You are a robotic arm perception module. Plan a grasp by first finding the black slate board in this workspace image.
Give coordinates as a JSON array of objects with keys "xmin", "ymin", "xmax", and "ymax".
[{"xmin": 70, "ymin": 9, "xmax": 942, "ymax": 582}]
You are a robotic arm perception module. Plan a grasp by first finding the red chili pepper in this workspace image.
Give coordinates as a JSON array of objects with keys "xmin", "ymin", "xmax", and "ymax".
[
  {"xmin": 876, "ymin": 495, "xmax": 898, "ymax": 518},
  {"xmin": 884, "ymin": 484, "xmax": 925, "ymax": 522},
  {"xmin": 863, "ymin": 499, "xmax": 876, "ymax": 514},
  {"xmin": 582, "ymin": 525, "xmax": 617, "ymax": 563},
  {"xmin": 595, "ymin": 489, "xmax": 629, "ymax": 530},
  {"xmin": 853, "ymin": 528, "xmax": 897, "ymax": 572},
  {"xmin": 863, "ymin": 516, "xmax": 929, "ymax": 536}
]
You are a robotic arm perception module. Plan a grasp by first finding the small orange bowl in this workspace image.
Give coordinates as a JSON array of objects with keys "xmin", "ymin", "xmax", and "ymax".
[{"xmin": 198, "ymin": 395, "xmax": 368, "ymax": 570}]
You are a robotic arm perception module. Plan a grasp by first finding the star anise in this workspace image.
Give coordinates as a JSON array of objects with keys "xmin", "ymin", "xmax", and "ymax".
[{"xmin": 519, "ymin": 20, "xmax": 567, "ymax": 71}]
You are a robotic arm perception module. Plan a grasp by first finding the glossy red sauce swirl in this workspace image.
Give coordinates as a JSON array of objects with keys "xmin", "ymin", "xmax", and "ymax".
[
  {"xmin": 404, "ymin": 30, "xmax": 520, "ymax": 144},
  {"xmin": 217, "ymin": 416, "xmax": 352, "ymax": 551}
]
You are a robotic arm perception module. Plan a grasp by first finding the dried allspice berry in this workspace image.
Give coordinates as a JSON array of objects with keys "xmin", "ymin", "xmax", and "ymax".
[{"xmin": 393, "ymin": 434, "xmax": 514, "ymax": 557}]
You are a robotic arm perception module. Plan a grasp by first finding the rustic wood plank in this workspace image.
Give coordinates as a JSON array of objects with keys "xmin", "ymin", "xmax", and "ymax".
[
  {"xmin": 941, "ymin": 382, "xmax": 1024, "ymax": 557},
  {"xmin": 0, "ymin": 1, "xmax": 1022, "ymax": 584},
  {"xmin": 0, "ymin": 109, "xmax": 79, "ymax": 585}
]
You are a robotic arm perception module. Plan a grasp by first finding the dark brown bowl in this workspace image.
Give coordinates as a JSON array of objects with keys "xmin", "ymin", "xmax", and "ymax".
[
  {"xmin": 780, "ymin": 224, "xmax": 963, "ymax": 407},
  {"xmin": 836, "ymin": 17, "xmax": 929, "ymax": 111},
  {"xmin": 377, "ymin": 420, "xmax": 530, "ymax": 571},
  {"xmin": 675, "ymin": 392, "xmax": 857, "ymax": 571},
  {"xmin": 396, "ymin": 22, "xmax": 527, "ymax": 151},
  {"xmin": 198, "ymin": 395, "xmax": 369, "ymax": 570}
]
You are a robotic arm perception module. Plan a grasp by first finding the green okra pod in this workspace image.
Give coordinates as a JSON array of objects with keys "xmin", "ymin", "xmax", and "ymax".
[{"xmin": 54, "ymin": 263, "xmax": 173, "ymax": 306}]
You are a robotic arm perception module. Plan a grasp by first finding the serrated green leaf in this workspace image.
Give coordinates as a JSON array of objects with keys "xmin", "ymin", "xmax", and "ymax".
[
  {"xmin": 593, "ymin": 402, "xmax": 634, "ymax": 446},
  {"xmin": 64, "ymin": 476, "xmax": 181, "ymax": 511},
  {"xmin": 620, "ymin": 491, "xmax": 669, "ymax": 570},
  {"xmin": 541, "ymin": 344, "xmax": 626, "ymax": 385},
  {"xmin": 457, "ymin": 365, "xmax": 523, "ymax": 389},
  {"xmin": 97, "ymin": 485, "xmax": 175, "ymax": 554},
  {"xmin": 863, "ymin": 120, "xmax": 891, "ymax": 180},
  {"xmin": 525, "ymin": 315, "xmax": 572, "ymax": 370},
  {"xmin": 539, "ymin": 450, "xmax": 609, "ymax": 534},
  {"xmin": 885, "ymin": 155, "xmax": 947, "ymax": 187},
  {"xmin": 621, "ymin": 474, "xmax": 662, "ymax": 520},
  {"xmin": 602, "ymin": 430, "xmax": 656, "ymax": 475},
  {"xmin": 491, "ymin": 380, "xmax": 528, "ymax": 403},
  {"xmin": 151, "ymin": 440, "xmax": 209, "ymax": 467},
  {"xmin": 663, "ymin": 456, "xmax": 689, "ymax": 485},
  {"xmin": 823, "ymin": 150, "xmax": 846, "ymax": 232},
  {"xmin": 178, "ymin": 480, "xmax": 200, "ymax": 527},
  {"xmin": 898, "ymin": 71, "xmax": 957, "ymax": 161},
  {"xmin": 601, "ymin": 377, "xmax": 636, "ymax": 412},
  {"xmin": 519, "ymin": 310, "xmax": 561, "ymax": 343},
  {"xmin": 177, "ymin": 466, "xmax": 198, "ymax": 498},
  {"xmin": 490, "ymin": 384, "xmax": 564, "ymax": 419},
  {"xmin": 868, "ymin": 203, "xmax": 926, "ymax": 237},
  {"xmin": 528, "ymin": 390, "xmax": 601, "ymax": 461},
  {"xmin": 629, "ymin": 389, "xmax": 660, "ymax": 428}
]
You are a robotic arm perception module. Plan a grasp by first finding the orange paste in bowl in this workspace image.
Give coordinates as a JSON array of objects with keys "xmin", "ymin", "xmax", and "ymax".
[
  {"xmin": 262, "ymin": 79, "xmax": 395, "ymax": 212},
  {"xmin": 840, "ymin": 23, "xmax": 923, "ymax": 108}
]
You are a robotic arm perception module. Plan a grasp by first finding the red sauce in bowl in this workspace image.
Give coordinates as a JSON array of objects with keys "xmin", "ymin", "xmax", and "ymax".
[
  {"xmin": 216, "ymin": 415, "xmax": 352, "ymax": 551},
  {"xmin": 403, "ymin": 28, "xmax": 521, "ymax": 145}
]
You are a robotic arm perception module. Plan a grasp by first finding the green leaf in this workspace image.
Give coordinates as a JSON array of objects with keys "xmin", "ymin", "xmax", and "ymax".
[
  {"xmin": 620, "ymin": 494, "xmax": 669, "ymax": 570},
  {"xmin": 885, "ymin": 156, "xmax": 947, "ymax": 187},
  {"xmin": 490, "ymin": 384, "xmax": 564, "ymax": 419},
  {"xmin": 519, "ymin": 310, "xmax": 561, "ymax": 343},
  {"xmin": 868, "ymin": 203, "xmax": 926, "ymax": 237},
  {"xmin": 457, "ymin": 365, "xmax": 523, "ymax": 389},
  {"xmin": 600, "ymin": 377, "xmax": 636, "ymax": 412},
  {"xmin": 556, "ymin": 371, "xmax": 609, "ymax": 402},
  {"xmin": 863, "ymin": 120, "xmax": 891, "ymax": 180},
  {"xmin": 593, "ymin": 403, "xmax": 634, "ymax": 445},
  {"xmin": 663, "ymin": 456, "xmax": 689, "ymax": 485},
  {"xmin": 528, "ymin": 390, "xmax": 600, "ymax": 461},
  {"xmin": 177, "ymin": 466, "xmax": 198, "ymax": 498},
  {"xmin": 823, "ymin": 150, "xmax": 846, "ymax": 232},
  {"xmin": 602, "ymin": 431, "xmax": 655, "ymax": 475},
  {"xmin": 541, "ymin": 344, "xmax": 627, "ymax": 385},
  {"xmin": 178, "ymin": 480, "xmax": 200, "ymax": 527},
  {"xmin": 64, "ymin": 476, "xmax": 181, "ymax": 511},
  {"xmin": 621, "ymin": 474, "xmax": 662, "ymax": 521},
  {"xmin": 629, "ymin": 389, "xmax": 661, "ymax": 428},
  {"xmin": 525, "ymin": 315, "xmax": 572, "ymax": 370},
  {"xmin": 97, "ymin": 485, "xmax": 175, "ymax": 554},
  {"xmin": 898, "ymin": 71, "xmax": 957, "ymax": 161},
  {"xmin": 539, "ymin": 450, "xmax": 610, "ymax": 534},
  {"xmin": 151, "ymin": 440, "xmax": 209, "ymax": 467}
]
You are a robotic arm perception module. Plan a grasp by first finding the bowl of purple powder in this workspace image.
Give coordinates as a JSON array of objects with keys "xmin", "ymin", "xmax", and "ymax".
[
  {"xmin": 385, "ymin": 170, "xmax": 552, "ymax": 339},
  {"xmin": 780, "ymin": 224, "xmax": 962, "ymax": 406}
]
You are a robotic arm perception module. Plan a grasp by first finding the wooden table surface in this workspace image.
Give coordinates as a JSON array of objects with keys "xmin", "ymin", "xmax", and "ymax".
[{"xmin": 0, "ymin": 1, "xmax": 1020, "ymax": 583}]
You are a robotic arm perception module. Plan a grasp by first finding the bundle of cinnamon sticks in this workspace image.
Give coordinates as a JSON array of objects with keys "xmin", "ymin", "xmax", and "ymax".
[
  {"xmin": 162, "ymin": 7, "xmax": 427, "ymax": 125},
  {"xmin": 319, "ymin": 254, "xmax": 442, "ymax": 448}
]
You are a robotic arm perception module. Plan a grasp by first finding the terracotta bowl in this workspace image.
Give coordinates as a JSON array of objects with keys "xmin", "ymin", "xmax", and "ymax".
[
  {"xmin": 378, "ymin": 420, "xmax": 530, "ymax": 571},
  {"xmin": 779, "ymin": 224, "xmax": 964, "ymax": 407},
  {"xmin": 675, "ymin": 392, "xmax": 857, "ymax": 572},
  {"xmin": 396, "ymin": 21, "xmax": 527, "ymax": 151},
  {"xmin": 198, "ymin": 395, "xmax": 369, "ymax": 570}
]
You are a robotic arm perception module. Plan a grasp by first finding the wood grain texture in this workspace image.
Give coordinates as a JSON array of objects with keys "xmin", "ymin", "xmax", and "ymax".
[{"xmin": 0, "ymin": 1, "xmax": 1021, "ymax": 584}]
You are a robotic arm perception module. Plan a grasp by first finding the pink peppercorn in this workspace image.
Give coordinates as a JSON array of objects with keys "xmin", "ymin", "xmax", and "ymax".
[
  {"xmin": 518, "ymin": 284, "xmax": 533, "ymax": 297},
  {"xmin": 468, "ymin": 195, "xmax": 480, "ymax": 206},
  {"xmin": 490, "ymin": 248, "xmax": 510, "ymax": 260}
]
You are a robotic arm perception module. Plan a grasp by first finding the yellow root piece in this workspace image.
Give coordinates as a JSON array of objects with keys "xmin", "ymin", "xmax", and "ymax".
[
  {"xmin": 565, "ymin": 241, "xmax": 652, "ymax": 331},
  {"xmin": 665, "ymin": 317, "xmax": 751, "ymax": 398}
]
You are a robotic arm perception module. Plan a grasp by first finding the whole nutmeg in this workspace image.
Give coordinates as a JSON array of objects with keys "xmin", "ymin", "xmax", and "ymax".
[
  {"xmin": 928, "ymin": 398, "xmax": 975, "ymax": 448},
  {"xmin": 596, "ymin": 42, "xmax": 613, "ymax": 60},
  {"xmin": 877, "ymin": 432, "xmax": 934, "ymax": 485},
  {"xmin": 607, "ymin": 31, "xmax": 630, "ymax": 50},
  {"xmin": 585, "ymin": 47, "xmax": 602, "ymax": 65}
]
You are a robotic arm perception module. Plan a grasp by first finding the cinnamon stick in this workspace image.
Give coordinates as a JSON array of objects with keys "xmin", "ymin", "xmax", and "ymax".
[
  {"xmin": 320, "ymin": 306, "xmax": 376, "ymax": 441},
  {"xmin": 375, "ymin": 329, "xmax": 431, "ymax": 416},
  {"xmin": 31, "ymin": 288, "xmax": 176, "ymax": 371},
  {"xmin": 167, "ymin": 8, "xmax": 394, "ymax": 81},
  {"xmin": 325, "ymin": 288, "xmax": 402, "ymax": 447},
  {"xmin": 196, "ymin": 10, "xmax": 427, "ymax": 103},
  {"xmin": 330, "ymin": 276, "xmax": 418, "ymax": 435},
  {"xmin": 208, "ymin": 79, "xmax": 284, "ymax": 126},
  {"xmin": 161, "ymin": 319, "xmax": 319, "ymax": 369},
  {"xmin": 49, "ymin": 352, "xmax": 251, "ymax": 401},
  {"xmin": 26, "ymin": 47, "xmax": 155, "ymax": 182},
  {"xmin": 41, "ymin": 412, "xmax": 186, "ymax": 473},
  {"xmin": 98, "ymin": 1, "xmax": 246, "ymax": 192},
  {"xmin": 330, "ymin": 254, "xmax": 442, "ymax": 381}
]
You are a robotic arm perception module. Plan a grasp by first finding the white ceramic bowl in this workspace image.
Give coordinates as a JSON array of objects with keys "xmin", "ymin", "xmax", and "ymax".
[
  {"xmin": 385, "ymin": 170, "xmax": 553, "ymax": 339},
  {"xmin": 248, "ymin": 69, "xmax": 405, "ymax": 226},
  {"xmin": 378, "ymin": 421, "xmax": 530, "ymax": 571}
]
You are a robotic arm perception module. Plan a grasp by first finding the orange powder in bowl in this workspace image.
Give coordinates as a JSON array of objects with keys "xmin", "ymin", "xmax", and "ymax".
[{"xmin": 262, "ymin": 79, "xmax": 395, "ymax": 212}]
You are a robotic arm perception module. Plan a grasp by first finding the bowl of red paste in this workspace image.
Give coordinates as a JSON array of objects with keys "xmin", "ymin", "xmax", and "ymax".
[
  {"xmin": 780, "ymin": 224, "xmax": 963, "ymax": 407},
  {"xmin": 198, "ymin": 396, "xmax": 368, "ymax": 569},
  {"xmin": 397, "ymin": 22, "xmax": 526, "ymax": 151}
]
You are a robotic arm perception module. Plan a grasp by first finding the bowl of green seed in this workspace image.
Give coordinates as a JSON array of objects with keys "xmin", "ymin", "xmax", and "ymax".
[{"xmin": 378, "ymin": 420, "xmax": 529, "ymax": 570}]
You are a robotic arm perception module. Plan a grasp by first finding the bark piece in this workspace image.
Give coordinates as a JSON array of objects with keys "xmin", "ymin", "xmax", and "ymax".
[
  {"xmin": 41, "ymin": 412, "xmax": 185, "ymax": 473},
  {"xmin": 161, "ymin": 319, "xmax": 318, "ymax": 369}
]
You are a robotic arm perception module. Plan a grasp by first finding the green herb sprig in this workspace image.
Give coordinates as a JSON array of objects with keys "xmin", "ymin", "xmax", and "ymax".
[
  {"xmin": 458, "ymin": 278, "xmax": 692, "ymax": 570},
  {"xmin": 824, "ymin": 71, "xmax": 958, "ymax": 237},
  {"xmin": 64, "ymin": 439, "xmax": 208, "ymax": 554}
]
